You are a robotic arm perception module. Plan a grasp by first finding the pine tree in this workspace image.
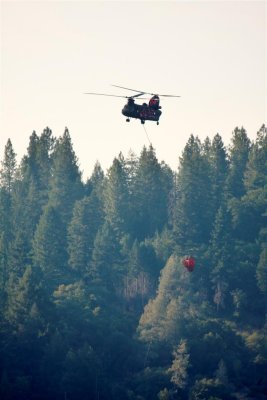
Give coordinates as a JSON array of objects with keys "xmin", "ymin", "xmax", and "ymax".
[
  {"xmin": 132, "ymin": 145, "xmax": 172, "ymax": 240},
  {"xmin": 244, "ymin": 124, "xmax": 267, "ymax": 191},
  {"xmin": 68, "ymin": 162, "xmax": 105, "ymax": 275},
  {"xmin": 168, "ymin": 339, "xmax": 190, "ymax": 389},
  {"xmin": 173, "ymin": 135, "xmax": 213, "ymax": 245},
  {"xmin": 0, "ymin": 138, "xmax": 17, "ymax": 194},
  {"xmin": 20, "ymin": 128, "xmax": 54, "ymax": 210},
  {"xmin": 5, "ymin": 265, "xmax": 48, "ymax": 334},
  {"xmin": 124, "ymin": 240, "xmax": 152, "ymax": 307},
  {"xmin": 48, "ymin": 128, "xmax": 83, "ymax": 225},
  {"xmin": 68, "ymin": 192, "xmax": 104, "ymax": 275},
  {"xmin": 32, "ymin": 205, "xmax": 68, "ymax": 291},
  {"xmin": 85, "ymin": 161, "xmax": 104, "ymax": 197},
  {"xmin": 209, "ymin": 206, "xmax": 233, "ymax": 311},
  {"xmin": 229, "ymin": 126, "xmax": 267, "ymax": 241},
  {"xmin": 8, "ymin": 129, "xmax": 55, "ymax": 256},
  {"xmin": 226, "ymin": 127, "xmax": 251, "ymax": 198},
  {"xmin": 7, "ymin": 229, "xmax": 32, "ymax": 279},
  {"xmin": 209, "ymin": 133, "xmax": 228, "ymax": 213},
  {"xmin": 90, "ymin": 221, "xmax": 123, "ymax": 290},
  {"xmin": 0, "ymin": 190, "xmax": 12, "ymax": 293},
  {"xmin": 61, "ymin": 343, "xmax": 99, "ymax": 400},
  {"xmin": 138, "ymin": 255, "xmax": 191, "ymax": 343},
  {"xmin": 0, "ymin": 140, "xmax": 17, "ymax": 291},
  {"xmin": 103, "ymin": 155, "xmax": 130, "ymax": 237},
  {"xmin": 125, "ymin": 150, "xmax": 139, "ymax": 192}
]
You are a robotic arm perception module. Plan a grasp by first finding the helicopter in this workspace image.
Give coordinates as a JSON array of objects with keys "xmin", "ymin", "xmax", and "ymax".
[{"xmin": 84, "ymin": 85, "xmax": 180, "ymax": 125}]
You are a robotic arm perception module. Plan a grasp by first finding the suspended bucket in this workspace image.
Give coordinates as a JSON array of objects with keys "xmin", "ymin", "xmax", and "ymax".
[{"xmin": 182, "ymin": 256, "xmax": 196, "ymax": 272}]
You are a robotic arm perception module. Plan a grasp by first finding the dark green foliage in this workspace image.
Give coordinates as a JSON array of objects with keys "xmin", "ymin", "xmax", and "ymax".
[
  {"xmin": 209, "ymin": 206, "xmax": 234, "ymax": 311},
  {"xmin": 0, "ymin": 140, "xmax": 17, "ymax": 294},
  {"xmin": 226, "ymin": 127, "xmax": 251, "ymax": 198},
  {"xmin": 5, "ymin": 265, "xmax": 50, "ymax": 333},
  {"xmin": 257, "ymin": 246, "xmax": 267, "ymax": 296},
  {"xmin": 68, "ymin": 192, "xmax": 104, "ymax": 275},
  {"xmin": 21, "ymin": 128, "xmax": 55, "ymax": 198},
  {"xmin": 85, "ymin": 161, "xmax": 105, "ymax": 197},
  {"xmin": 244, "ymin": 124, "xmax": 267, "ymax": 191},
  {"xmin": 61, "ymin": 343, "xmax": 99, "ymax": 400},
  {"xmin": 90, "ymin": 221, "xmax": 123, "ymax": 289},
  {"xmin": 32, "ymin": 205, "xmax": 68, "ymax": 291},
  {"xmin": 209, "ymin": 134, "xmax": 229, "ymax": 213},
  {"xmin": 0, "ymin": 190, "xmax": 11, "ymax": 292},
  {"xmin": 173, "ymin": 135, "xmax": 213, "ymax": 245},
  {"xmin": 0, "ymin": 138, "xmax": 17, "ymax": 194},
  {"xmin": 131, "ymin": 145, "xmax": 173, "ymax": 240},
  {"xmin": 17, "ymin": 129, "xmax": 55, "ymax": 238},
  {"xmin": 48, "ymin": 128, "xmax": 83, "ymax": 224},
  {"xmin": 228, "ymin": 126, "xmax": 267, "ymax": 242},
  {"xmin": 103, "ymin": 155, "xmax": 130, "ymax": 236},
  {"xmin": 0, "ymin": 126, "xmax": 266, "ymax": 400}
]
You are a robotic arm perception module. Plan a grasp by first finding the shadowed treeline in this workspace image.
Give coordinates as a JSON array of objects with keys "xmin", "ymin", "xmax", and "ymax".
[{"xmin": 0, "ymin": 125, "xmax": 266, "ymax": 399}]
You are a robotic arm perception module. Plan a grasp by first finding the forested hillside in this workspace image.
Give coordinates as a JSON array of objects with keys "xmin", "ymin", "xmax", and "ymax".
[{"xmin": 0, "ymin": 125, "xmax": 266, "ymax": 400}]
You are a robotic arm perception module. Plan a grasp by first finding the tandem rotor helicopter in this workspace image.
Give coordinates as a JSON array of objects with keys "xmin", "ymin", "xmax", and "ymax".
[{"xmin": 84, "ymin": 85, "xmax": 180, "ymax": 125}]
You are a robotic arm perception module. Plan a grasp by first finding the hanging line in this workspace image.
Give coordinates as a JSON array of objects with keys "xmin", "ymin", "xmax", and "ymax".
[{"xmin": 142, "ymin": 124, "xmax": 152, "ymax": 146}]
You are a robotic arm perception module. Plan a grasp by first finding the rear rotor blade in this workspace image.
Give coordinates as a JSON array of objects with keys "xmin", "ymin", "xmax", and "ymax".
[
  {"xmin": 111, "ymin": 85, "xmax": 145, "ymax": 95},
  {"xmin": 132, "ymin": 92, "xmax": 146, "ymax": 98},
  {"xmin": 111, "ymin": 85, "xmax": 180, "ymax": 97},
  {"xmin": 140, "ymin": 92, "xmax": 181, "ymax": 97},
  {"xmin": 157, "ymin": 94, "xmax": 181, "ymax": 97}
]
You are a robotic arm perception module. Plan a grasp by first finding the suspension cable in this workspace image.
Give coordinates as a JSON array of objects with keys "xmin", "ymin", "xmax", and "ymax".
[{"xmin": 142, "ymin": 124, "xmax": 152, "ymax": 146}]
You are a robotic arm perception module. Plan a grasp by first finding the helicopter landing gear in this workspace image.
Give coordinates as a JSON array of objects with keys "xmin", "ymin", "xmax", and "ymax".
[{"xmin": 126, "ymin": 118, "xmax": 130, "ymax": 122}]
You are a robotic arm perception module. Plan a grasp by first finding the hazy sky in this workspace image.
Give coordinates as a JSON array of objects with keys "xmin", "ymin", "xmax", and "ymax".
[{"xmin": 1, "ymin": 1, "xmax": 266, "ymax": 179}]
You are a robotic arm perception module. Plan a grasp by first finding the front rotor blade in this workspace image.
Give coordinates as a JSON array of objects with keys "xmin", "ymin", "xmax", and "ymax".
[
  {"xmin": 84, "ymin": 92, "xmax": 128, "ymax": 98},
  {"xmin": 84, "ymin": 92, "xmax": 148, "ymax": 100}
]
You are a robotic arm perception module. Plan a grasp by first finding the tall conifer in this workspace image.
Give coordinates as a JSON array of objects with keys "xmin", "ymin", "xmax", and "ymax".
[
  {"xmin": 32, "ymin": 205, "xmax": 68, "ymax": 291},
  {"xmin": 103, "ymin": 155, "xmax": 130, "ymax": 237},
  {"xmin": 0, "ymin": 139, "xmax": 17, "ymax": 194},
  {"xmin": 68, "ymin": 192, "xmax": 104, "ymax": 275},
  {"xmin": 209, "ymin": 134, "xmax": 228, "ymax": 212},
  {"xmin": 226, "ymin": 127, "xmax": 250, "ymax": 198},
  {"xmin": 0, "ymin": 140, "xmax": 17, "ymax": 289},
  {"xmin": 173, "ymin": 135, "xmax": 213, "ymax": 245},
  {"xmin": 48, "ymin": 128, "xmax": 83, "ymax": 225},
  {"xmin": 132, "ymin": 145, "xmax": 172, "ymax": 240}
]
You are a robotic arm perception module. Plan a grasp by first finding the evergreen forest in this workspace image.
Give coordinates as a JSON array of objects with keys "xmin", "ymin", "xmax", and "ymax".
[{"xmin": 0, "ymin": 125, "xmax": 267, "ymax": 400}]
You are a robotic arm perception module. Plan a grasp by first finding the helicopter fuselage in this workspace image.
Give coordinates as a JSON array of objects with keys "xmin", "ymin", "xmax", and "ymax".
[
  {"xmin": 84, "ymin": 85, "xmax": 180, "ymax": 124},
  {"xmin": 122, "ymin": 100, "xmax": 162, "ymax": 124}
]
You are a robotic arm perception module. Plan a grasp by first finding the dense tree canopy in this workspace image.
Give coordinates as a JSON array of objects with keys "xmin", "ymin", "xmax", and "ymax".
[{"xmin": 0, "ymin": 125, "xmax": 266, "ymax": 400}]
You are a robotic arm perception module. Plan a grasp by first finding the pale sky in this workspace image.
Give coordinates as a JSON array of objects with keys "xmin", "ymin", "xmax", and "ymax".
[{"xmin": 1, "ymin": 1, "xmax": 266, "ymax": 180}]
